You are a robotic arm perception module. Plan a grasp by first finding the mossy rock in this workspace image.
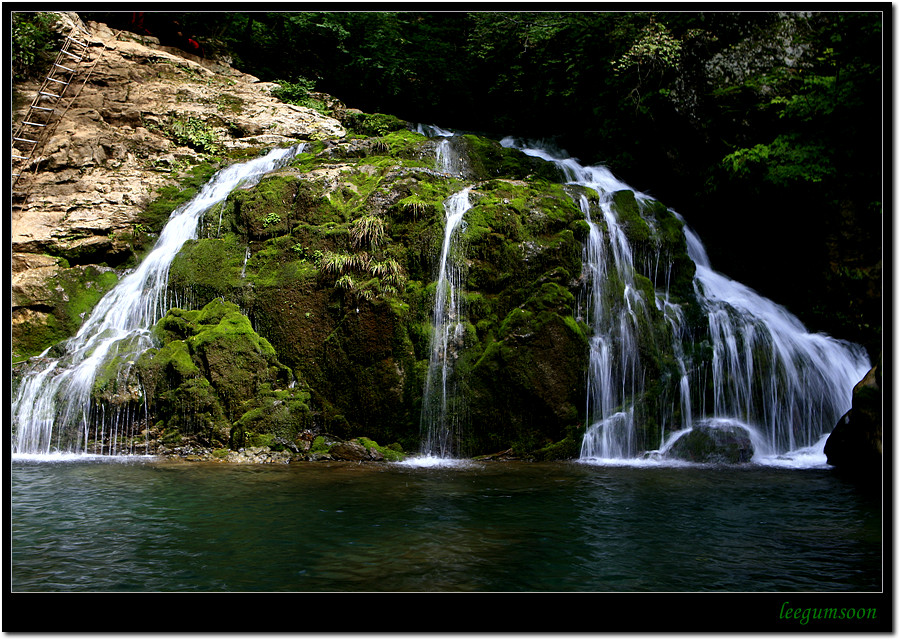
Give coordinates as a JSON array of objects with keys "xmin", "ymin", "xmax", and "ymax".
[
  {"xmin": 224, "ymin": 174, "xmax": 304, "ymax": 240},
  {"xmin": 345, "ymin": 112, "xmax": 408, "ymax": 137},
  {"xmin": 137, "ymin": 300, "xmax": 300, "ymax": 446},
  {"xmin": 530, "ymin": 425, "xmax": 586, "ymax": 461},
  {"xmin": 129, "ymin": 125, "xmax": 701, "ymax": 459},
  {"xmin": 12, "ymin": 265, "xmax": 120, "ymax": 363},
  {"xmin": 143, "ymin": 162, "xmax": 220, "ymax": 233},
  {"xmin": 356, "ymin": 436, "xmax": 406, "ymax": 462},
  {"xmin": 187, "ymin": 308, "xmax": 289, "ymax": 418},
  {"xmin": 231, "ymin": 386, "xmax": 312, "ymax": 449},
  {"xmin": 607, "ymin": 190, "xmax": 696, "ymax": 302},
  {"xmin": 167, "ymin": 235, "xmax": 248, "ymax": 303},
  {"xmin": 664, "ymin": 421, "xmax": 755, "ymax": 464},
  {"xmin": 461, "ymin": 135, "xmax": 563, "ymax": 182},
  {"xmin": 461, "ymin": 290, "xmax": 588, "ymax": 455}
]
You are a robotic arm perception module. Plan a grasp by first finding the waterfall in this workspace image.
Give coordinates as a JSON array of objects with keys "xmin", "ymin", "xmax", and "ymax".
[
  {"xmin": 12, "ymin": 144, "xmax": 304, "ymax": 456},
  {"xmin": 418, "ymin": 188, "xmax": 473, "ymax": 459},
  {"xmin": 501, "ymin": 137, "xmax": 871, "ymax": 460},
  {"xmin": 414, "ymin": 123, "xmax": 459, "ymax": 175},
  {"xmin": 679, "ymin": 218, "xmax": 871, "ymax": 456}
]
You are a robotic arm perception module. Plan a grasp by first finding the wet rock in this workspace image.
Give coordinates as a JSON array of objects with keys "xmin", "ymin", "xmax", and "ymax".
[
  {"xmin": 328, "ymin": 441, "xmax": 372, "ymax": 461},
  {"xmin": 825, "ymin": 363, "xmax": 882, "ymax": 474},
  {"xmin": 665, "ymin": 420, "xmax": 754, "ymax": 464},
  {"xmin": 272, "ymin": 436, "xmax": 300, "ymax": 454}
]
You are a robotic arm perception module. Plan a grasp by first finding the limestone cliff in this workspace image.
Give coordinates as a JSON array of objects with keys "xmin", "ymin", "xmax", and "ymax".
[{"xmin": 11, "ymin": 15, "xmax": 345, "ymax": 361}]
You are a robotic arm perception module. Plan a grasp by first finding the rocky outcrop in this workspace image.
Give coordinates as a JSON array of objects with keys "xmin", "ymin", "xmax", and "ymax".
[
  {"xmin": 11, "ymin": 14, "xmax": 345, "ymax": 361},
  {"xmin": 824, "ymin": 363, "xmax": 883, "ymax": 474}
]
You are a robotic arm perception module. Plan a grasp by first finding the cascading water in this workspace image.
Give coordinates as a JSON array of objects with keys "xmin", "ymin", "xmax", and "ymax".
[
  {"xmin": 675, "ymin": 218, "xmax": 871, "ymax": 456},
  {"xmin": 12, "ymin": 144, "xmax": 304, "ymax": 456},
  {"xmin": 418, "ymin": 188, "xmax": 473, "ymax": 459},
  {"xmin": 500, "ymin": 138, "xmax": 655, "ymax": 459},
  {"xmin": 502, "ymin": 137, "xmax": 871, "ymax": 462},
  {"xmin": 415, "ymin": 123, "xmax": 458, "ymax": 175}
]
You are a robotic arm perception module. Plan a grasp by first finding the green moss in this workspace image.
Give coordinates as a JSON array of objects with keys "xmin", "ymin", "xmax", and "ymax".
[
  {"xmin": 611, "ymin": 190, "xmax": 652, "ymax": 243},
  {"xmin": 154, "ymin": 340, "xmax": 201, "ymax": 379},
  {"xmin": 226, "ymin": 173, "xmax": 305, "ymax": 239},
  {"xmin": 12, "ymin": 266, "xmax": 121, "ymax": 362},
  {"xmin": 188, "ymin": 309, "xmax": 274, "ymax": 355},
  {"xmin": 462, "ymin": 135, "xmax": 563, "ymax": 182},
  {"xmin": 161, "ymin": 428, "xmax": 183, "ymax": 445},
  {"xmin": 362, "ymin": 129, "xmax": 434, "ymax": 167},
  {"xmin": 309, "ymin": 435, "xmax": 330, "ymax": 454},
  {"xmin": 498, "ymin": 307, "xmax": 534, "ymax": 337},
  {"xmin": 231, "ymin": 385, "xmax": 312, "ymax": 447},
  {"xmin": 194, "ymin": 297, "xmax": 233, "ymax": 326},
  {"xmin": 153, "ymin": 307, "xmax": 200, "ymax": 343},
  {"xmin": 168, "ymin": 236, "xmax": 248, "ymax": 304},
  {"xmin": 137, "ymin": 300, "xmax": 302, "ymax": 447},
  {"xmin": 246, "ymin": 432, "xmax": 275, "ymax": 448},
  {"xmin": 356, "ymin": 436, "xmax": 406, "ymax": 461},
  {"xmin": 11, "ymin": 312, "xmax": 68, "ymax": 364},
  {"xmin": 531, "ymin": 428, "xmax": 585, "ymax": 461},
  {"xmin": 524, "ymin": 282, "xmax": 575, "ymax": 312},
  {"xmin": 143, "ymin": 162, "xmax": 219, "ymax": 232},
  {"xmin": 345, "ymin": 112, "xmax": 408, "ymax": 137},
  {"xmin": 54, "ymin": 267, "xmax": 119, "ymax": 330}
]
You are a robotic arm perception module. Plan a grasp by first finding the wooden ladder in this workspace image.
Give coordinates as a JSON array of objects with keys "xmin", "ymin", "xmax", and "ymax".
[{"xmin": 11, "ymin": 24, "xmax": 95, "ymax": 195}]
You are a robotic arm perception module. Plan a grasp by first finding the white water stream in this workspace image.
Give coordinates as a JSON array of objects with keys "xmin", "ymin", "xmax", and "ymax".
[
  {"xmin": 417, "ymin": 187, "xmax": 473, "ymax": 460},
  {"xmin": 12, "ymin": 145, "xmax": 304, "ymax": 456},
  {"xmin": 415, "ymin": 123, "xmax": 458, "ymax": 175}
]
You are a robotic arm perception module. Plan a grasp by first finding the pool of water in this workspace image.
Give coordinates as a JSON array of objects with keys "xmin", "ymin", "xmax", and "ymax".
[{"xmin": 10, "ymin": 457, "xmax": 882, "ymax": 596}]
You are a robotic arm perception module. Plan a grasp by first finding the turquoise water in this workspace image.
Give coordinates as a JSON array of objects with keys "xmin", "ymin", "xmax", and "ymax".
[{"xmin": 10, "ymin": 457, "xmax": 882, "ymax": 595}]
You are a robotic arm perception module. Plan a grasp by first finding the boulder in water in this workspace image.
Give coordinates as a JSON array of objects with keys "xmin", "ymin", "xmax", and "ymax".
[
  {"xmin": 328, "ymin": 440, "xmax": 387, "ymax": 462},
  {"xmin": 824, "ymin": 363, "xmax": 882, "ymax": 473},
  {"xmin": 664, "ymin": 420, "xmax": 754, "ymax": 464}
]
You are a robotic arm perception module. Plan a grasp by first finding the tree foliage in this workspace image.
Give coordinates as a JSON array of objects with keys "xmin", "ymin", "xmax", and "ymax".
[{"xmin": 11, "ymin": 12, "xmax": 59, "ymax": 80}]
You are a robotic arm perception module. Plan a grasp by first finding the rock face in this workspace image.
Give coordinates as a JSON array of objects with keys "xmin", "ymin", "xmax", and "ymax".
[
  {"xmin": 664, "ymin": 420, "xmax": 755, "ymax": 464},
  {"xmin": 11, "ymin": 15, "xmax": 345, "ymax": 361},
  {"xmin": 824, "ymin": 363, "xmax": 883, "ymax": 474}
]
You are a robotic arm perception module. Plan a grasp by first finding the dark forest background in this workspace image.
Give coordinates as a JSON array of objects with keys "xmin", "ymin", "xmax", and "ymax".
[{"xmin": 21, "ymin": 10, "xmax": 887, "ymax": 358}]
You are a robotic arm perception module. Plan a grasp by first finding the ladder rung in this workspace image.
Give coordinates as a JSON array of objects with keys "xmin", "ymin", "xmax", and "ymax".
[
  {"xmin": 12, "ymin": 154, "xmax": 28, "ymax": 159},
  {"xmin": 14, "ymin": 137, "xmax": 38, "ymax": 144},
  {"xmin": 39, "ymin": 91, "xmax": 61, "ymax": 99},
  {"xmin": 53, "ymin": 62, "xmax": 76, "ymax": 73},
  {"xmin": 66, "ymin": 35, "xmax": 88, "ymax": 47},
  {"xmin": 60, "ymin": 50, "xmax": 83, "ymax": 61},
  {"xmin": 46, "ymin": 77, "xmax": 69, "ymax": 85},
  {"xmin": 23, "ymin": 122, "xmax": 46, "ymax": 127},
  {"xmin": 32, "ymin": 106, "xmax": 54, "ymax": 112}
]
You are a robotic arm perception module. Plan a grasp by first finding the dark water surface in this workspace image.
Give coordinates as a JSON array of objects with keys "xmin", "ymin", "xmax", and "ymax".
[{"xmin": 10, "ymin": 458, "xmax": 882, "ymax": 593}]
